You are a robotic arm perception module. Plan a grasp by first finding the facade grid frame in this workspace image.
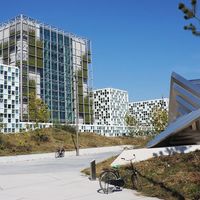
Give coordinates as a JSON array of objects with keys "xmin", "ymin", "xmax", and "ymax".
[
  {"xmin": 0, "ymin": 15, "xmax": 93, "ymax": 125},
  {"xmin": 129, "ymin": 98, "xmax": 169, "ymax": 126}
]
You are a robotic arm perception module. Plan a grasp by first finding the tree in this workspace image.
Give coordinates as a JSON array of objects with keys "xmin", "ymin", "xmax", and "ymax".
[
  {"xmin": 0, "ymin": 117, "xmax": 4, "ymax": 133},
  {"xmin": 125, "ymin": 112, "xmax": 137, "ymax": 126},
  {"xmin": 178, "ymin": 0, "xmax": 200, "ymax": 36},
  {"xmin": 124, "ymin": 112, "xmax": 138, "ymax": 136},
  {"xmin": 0, "ymin": 122, "xmax": 3, "ymax": 133},
  {"xmin": 151, "ymin": 106, "xmax": 168, "ymax": 134},
  {"xmin": 28, "ymin": 84, "xmax": 50, "ymax": 123}
]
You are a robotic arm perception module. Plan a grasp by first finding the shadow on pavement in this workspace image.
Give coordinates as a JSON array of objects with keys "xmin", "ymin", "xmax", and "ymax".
[{"xmin": 97, "ymin": 187, "xmax": 123, "ymax": 194}]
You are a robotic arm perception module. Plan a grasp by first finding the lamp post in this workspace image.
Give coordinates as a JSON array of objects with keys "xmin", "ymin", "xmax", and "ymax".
[{"xmin": 75, "ymin": 69, "xmax": 79, "ymax": 156}]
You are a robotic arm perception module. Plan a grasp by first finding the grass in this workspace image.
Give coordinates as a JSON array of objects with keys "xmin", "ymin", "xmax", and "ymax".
[
  {"xmin": 81, "ymin": 156, "xmax": 117, "ymax": 177},
  {"xmin": 0, "ymin": 127, "xmax": 152, "ymax": 156},
  {"xmin": 82, "ymin": 150, "xmax": 200, "ymax": 200}
]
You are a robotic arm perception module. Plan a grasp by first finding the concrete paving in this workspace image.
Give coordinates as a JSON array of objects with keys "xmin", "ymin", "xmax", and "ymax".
[{"xmin": 0, "ymin": 147, "xmax": 161, "ymax": 200}]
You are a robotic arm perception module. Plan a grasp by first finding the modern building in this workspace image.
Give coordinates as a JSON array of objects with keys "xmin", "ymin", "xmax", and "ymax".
[
  {"xmin": 147, "ymin": 72, "xmax": 200, "ymax": 147},
  {"xmin": 129, "ymin": 98, "xmax": 169, "ymax": 126},
  {"xmin": 79, "ymin": 124, "xmax": 128, "ymax": 136},
  {"xmin": 93, "ymin": 88, "xmax": 129, "ymax": 127},
  {"xmin": 0, "ymin": 15, "xmax": 93, "ymax": 125},
  {"xmin": 78, "ymin": 124, "xmax": 150, "ymax": 137},
  {"xmin": 0, "ymin": 64, "xmax": 19, "ymax": 133}
]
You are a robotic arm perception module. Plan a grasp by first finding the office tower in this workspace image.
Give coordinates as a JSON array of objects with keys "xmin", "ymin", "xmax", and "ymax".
[{"xmin": 0, "ymin": 15, "xmax": 93, "ymax": 124}]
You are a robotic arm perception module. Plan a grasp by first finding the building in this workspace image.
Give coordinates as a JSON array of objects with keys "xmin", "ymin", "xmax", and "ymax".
[
  {"xmin": 78, "ymin": 124, "xmax": 150, "ymax": 137},
  {"xmin": 129, "ymin": 98, "xmax": 169, "ymax": 126},
  {"xmin": 93, "ymin": 88, "xmax": 129, "ymax": 126},
  {"xmin": 0, "ymin": 64, "xmax": 19, "ymax": 133},
  {"xmin": 148, "ymin": 72, "xmax": 200, "ymax": 147},
  {"xmin": 0, "ymin": 15, "xmax": 93, "ymax": 125}
]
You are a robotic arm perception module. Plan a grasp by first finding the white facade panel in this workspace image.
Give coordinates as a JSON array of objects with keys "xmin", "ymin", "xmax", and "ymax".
[
  {"xmin": 93, "ymin": 88, "xmax": 129, "ymax": 126},
  {"xmin": 129, "ymin": 98, "xmax": 169, "ymax": 126},
  {"xmin": 0, "ymin": 64, "xmax": 19, "ymax": 133}
]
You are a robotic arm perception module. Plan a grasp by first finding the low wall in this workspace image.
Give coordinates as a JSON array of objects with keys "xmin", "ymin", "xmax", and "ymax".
[{"xmin": 111, "ymin": 144, "xmax": 200, "ymax": 166}]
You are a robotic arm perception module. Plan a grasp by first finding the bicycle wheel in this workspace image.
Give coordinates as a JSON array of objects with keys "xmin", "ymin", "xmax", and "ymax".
[
  {"xmin": 55, "ymin": 152, "xmax": 59, "ymax": 158},
  {"xmin": 131, "ymin": 173, "xmax": 140, "ymax": 190},
  {"xmin": 99, "ymin": 171, "xmax": 118, "ymax": 194}
]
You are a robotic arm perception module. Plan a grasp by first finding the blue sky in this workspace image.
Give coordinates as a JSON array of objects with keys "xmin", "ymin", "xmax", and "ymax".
[{"xmin": 1, "ymin": 0, "xmax": 200, "ymax": 101}]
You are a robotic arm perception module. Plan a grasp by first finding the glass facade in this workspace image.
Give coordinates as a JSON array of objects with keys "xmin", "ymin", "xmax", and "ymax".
[{"xmin": 0, "ymin": 15, "xmax": 93, "ymax": 124}]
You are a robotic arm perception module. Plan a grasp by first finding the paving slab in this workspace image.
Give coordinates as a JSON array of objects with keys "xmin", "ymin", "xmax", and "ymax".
[{"xmin": 0, "ymin": 147, "xmax": 161, "ymax": 200}]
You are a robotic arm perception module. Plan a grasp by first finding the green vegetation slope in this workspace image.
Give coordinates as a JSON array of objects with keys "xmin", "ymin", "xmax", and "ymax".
[{"xmin": 0, "ymin": 128, "xmax": 151, "ymax": 156}]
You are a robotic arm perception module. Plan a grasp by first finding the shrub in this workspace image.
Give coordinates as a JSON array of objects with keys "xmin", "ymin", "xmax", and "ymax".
[
  {"xmin": 0, "ymin": 133, "xmax": 4, "ymax": 146},
  {"xmin": 61, "ymin": 125, "xmax": 76, "ymax": 134},
  {"xmin": 53, "ymin": 123, "xmax": 76, "ymax": 134},
  {"xmin": 0, "ymin": 139, "xmax": 5, "ymax": 150},
  {"xmin": 31, "ymin": 130, "xmax": 51, "ymax": 143}
]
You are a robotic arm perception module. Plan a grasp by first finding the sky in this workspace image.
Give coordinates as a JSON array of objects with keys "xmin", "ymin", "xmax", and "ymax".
[{"xmin": 0, "ymin": 0, "xmax": 200, "ymax": 102}]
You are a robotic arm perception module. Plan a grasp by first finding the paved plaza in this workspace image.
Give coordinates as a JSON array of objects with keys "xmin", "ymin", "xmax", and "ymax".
[{"xmin": 0, "ymin": 147, "xmax": 160, "ymax": 200}]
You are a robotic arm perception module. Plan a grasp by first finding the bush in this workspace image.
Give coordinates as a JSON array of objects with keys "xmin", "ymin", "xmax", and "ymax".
[
  {"xmin": 0, "ymin": 139, "xmax": 5, "ymax": 150},
  {"xmin": 0, "ymin": 134, "xmax": 11, "ymax": 150},
  {"xmin": 0, "ymin": 133, "xmax": 4, "ymax": 146},
  {"xmin": 53, "ymin": 123, "xmax": 76, "ymax": 134},
  {"xmin": 31, "ymin": 130, "xmax": 51, "ymax": 142},
  {"xmin": 61, "ymin": 125, "xmax": 76, "ymax": 134}
]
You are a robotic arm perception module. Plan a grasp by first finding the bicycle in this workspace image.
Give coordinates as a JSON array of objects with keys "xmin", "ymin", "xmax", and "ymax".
[
  {"xmin": 99, "ymin": 154, "xmax": 140, "ymax": 194},
  {"xmin": 55, "ymin": 148, "xmax": 65, "ymax": 158}
]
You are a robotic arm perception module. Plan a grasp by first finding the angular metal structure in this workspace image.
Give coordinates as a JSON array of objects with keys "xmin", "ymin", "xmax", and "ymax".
[{"xmin": 147, "ymin": 72, "xmax": 200, "ymax": 148}]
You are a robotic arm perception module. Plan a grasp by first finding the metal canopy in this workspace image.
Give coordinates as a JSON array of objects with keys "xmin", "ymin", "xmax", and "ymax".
[{"xmin": 147, "ymin": 72, "xmax": 200, "ymax": 148}]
